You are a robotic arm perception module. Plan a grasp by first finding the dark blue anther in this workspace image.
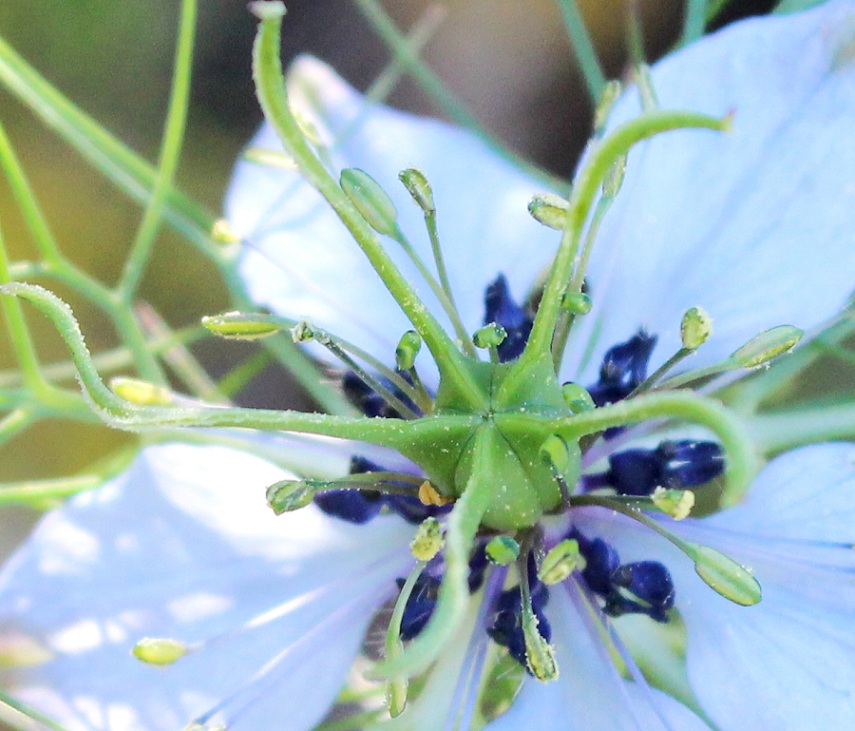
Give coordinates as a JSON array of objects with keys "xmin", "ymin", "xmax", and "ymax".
[
  {"xmin": 487, "ymin": 555, "xmax": 551, "ymax": 673},
  {"xmin": 483, "ymin": 274, "xmax": 534, "ymax": 362},
  {"xmin": 607, "ymin": 561, "xmax": 675, "ymax": 622},
  {"xmin": 315, "ymin": 455, "xmax": 450, "ymax": 525},
  {"xmin": 313, "ymin": 489, "xmax": 383, "ymax": 524},
  {"xmin": 399, "ymin": 574, "xmax": 441, "ymax": 641},
  {"xmin": 587, "ymin": 331, "xmax": 657, "ymax": 407},
  {"xmin": 570, "ymin": 528, "xmax": 675, "ymax": 623},
  {"xmin": 584, "ymin": 439, "xmax": 725, "ymax": 496},
  {"xmin": 467, "ymin": 541, "xmax": 490, "ymax": 593},
  {"xmin": 342, "ymin": 370, "xmax": 422, "ymax": 420}
]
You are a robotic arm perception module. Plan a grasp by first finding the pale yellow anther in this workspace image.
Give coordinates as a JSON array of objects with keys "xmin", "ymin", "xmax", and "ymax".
[
  {"xmin": 110, "ymin": 377, "xmax": 173, "ymax": 406},
  {"xmin": 652, "ymin": 486, "xmax": 695, "ymax": 521},
  {"xmin": 410, "ymin": 517, "xmax": 444, "ymax": 561},
  {"xmin": 211, "ymin": 218, "xmax": 240, "ymax": 244},
  {"xmin": 418, "ymin": 481, "xmax": 453, "ymax": 507}
]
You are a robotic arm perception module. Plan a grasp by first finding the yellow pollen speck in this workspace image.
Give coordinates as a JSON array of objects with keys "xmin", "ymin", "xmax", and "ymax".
[{"xmin": 418, "ymin": 481, "xmax": 454, "ymax": 507}]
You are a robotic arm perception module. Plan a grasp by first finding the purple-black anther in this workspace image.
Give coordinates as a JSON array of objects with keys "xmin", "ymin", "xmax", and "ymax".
[
  {"xmin": 483, "ymin": 274, "xmax": 534, "ymax": 362},
  {"xmin": 607, "ymin": 561, "xmax": 675, "ymax": 622},
  {"xmin": 313, "ymin": 489, "xmax": 383, "ymax": 524},
  {"xmin": 342, "ymin": 370, "xmax": 422, "ymax": 419},
  {"xmin": 590, "ymin": 439, "xmax": 724, "ymax": 496},
  {"xmin": 398, "ymin": 574, "xmax": 441, "ymax": 641},
  {"xmin": 571, "ymin": 528, "xmax": 675, "ymax": 623},
  {"xmin": 587, "ymin": 331, "xmax": 657, "ymax": 407}
]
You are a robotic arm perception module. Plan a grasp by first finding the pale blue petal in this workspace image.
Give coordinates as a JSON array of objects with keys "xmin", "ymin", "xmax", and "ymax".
[
  {"xmin": 484, "ymin": 584, "xmax": 708, "ymax": 731},
  {"xmin": 576, "ymin": 443, "xmax": 855, "ymax": 729},
  {"xmin": 0, "ymin": 444, "xmax": 414, "ymax": 731},
  {"xmin": 226, "ymin": 57, "xmax": 556, "ymax": 370},
  {"xmin": 695, "ymin": 442, "xmax": 855, "ymax": 544},
  {"xmin": 567, "ymin": 0, "xmax": 855, "ymax": 381}
]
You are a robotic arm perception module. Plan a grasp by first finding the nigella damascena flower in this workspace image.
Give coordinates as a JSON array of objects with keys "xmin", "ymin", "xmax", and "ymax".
[{"xmin": 2, "ymin": 2, "xmax": 855, "ymax": 730}]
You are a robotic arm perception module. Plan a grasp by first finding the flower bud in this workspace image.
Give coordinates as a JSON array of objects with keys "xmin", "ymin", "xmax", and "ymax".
[
  {"xmin": 528, "ymin": 193, "xmax": 570, "ymax": 230},
  {"xmin": 561, "ymin": 382, "xmax": 595, "ymax": 414},
  {"xmin": 651, "ymin": 486, "xmax": 695, "ymax": 521},
  {"xmin": 340, "ymin": 168, "xmax": 399, "ymax": 237},
  {"xmin": 731, "ymin": 325, "xmax": 803, "ymax": 367},
  {"xmin": 110, "ymin": 377, "xmax": 173, "ymax": 406},
  {"xmin": 410, "ymin": 517, "xmax": 444, "ymax": 561},
  {"xmin": 132, "ymin": 637, "xmax": 188, "ymax": 666},
  {"xmin": 538, "ymin": 539, "xmax": 585, "ymax": 584},
  {"xmin": 395, "ymin": 330, "xmax": 422, "ymax": 371},
  {"xmin": 486, "ymin": 535, "xmax": 520, "ymax": 565},
  {"xmin": 680, "ymin": 306, "xmax": 713, "ymax": 351},
  {"xmin": 399, "ymin": 168, "xmax": 435, "ymax": 214},
  {"xmin": 202, "ymin": 312, "xmax": 282, "ymax": 341}
]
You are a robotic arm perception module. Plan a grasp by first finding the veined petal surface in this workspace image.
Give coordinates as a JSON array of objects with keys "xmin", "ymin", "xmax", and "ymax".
[
  {"xmin": 0, "ymin": 444, "xmax": 414, "ymax": 731},
  {"xmin": 484, "ymin": 583, "xmax": 708, "ymax": 731},
  {"xmin": 565, "ymin": 0, "xmax": 855, "ymax": 380}
]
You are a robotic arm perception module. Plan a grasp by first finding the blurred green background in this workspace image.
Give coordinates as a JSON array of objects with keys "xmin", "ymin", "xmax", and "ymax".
[{"xmin": 0, "ymin": 0, "xmax": 780, "ymax": 550}]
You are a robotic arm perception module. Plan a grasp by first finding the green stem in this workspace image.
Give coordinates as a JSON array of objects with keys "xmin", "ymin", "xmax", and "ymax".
[
  {"xmin": 136, "ymin": 303, "xmax": 225, "ymax": 403},
  {"xmin": 117, "ymin": 0, "xmax": 196, "ymax": 298},
  {"xmin": 680, "ymin": 0, "xmax": 708, "ymax": 46},
  {"xmin": 0, "ymin": 217, "xmax": 44, "ymax": 392},
  {"xmin": 392, "ymin": 228, "xmax": 476, "ymax": 358},
  {"xmin": 0, "ymin": 474, "xmax": 104, "ymax": 508},
  {"xmin": 3, "ymin": 282, "xmax": 478, "ymax": 452},
  {"xmin": 0, "ymin": 119, "xmax": 62, "ymax": 264},
  {"xmin": 0, "ymin": 325, "xmax": 205, "ymax": 388},
  {"xmin": 251, "ymin": 5, "xmax": 484, "ymax": 409},
  {"xmin": 0, "ymin": 33, "xmax": 217, "ymax": 256},
  {"xmin": 522, "ymin": 111, "xmax": 728, "ymax": 370},
  {"xmin": 748, "ymin": 402, "xmax": 855, "ymax": 455},
  {"xmin": 385, "ymin": 560, "xmax": 426, "ymax": 716},
  {"xmin": 555, "ymin": 0, "xmax": 607, "ymax": 102},
  {"xmin": 374, "ymin": 424, "xmax": 496, "ymax": 678}
]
